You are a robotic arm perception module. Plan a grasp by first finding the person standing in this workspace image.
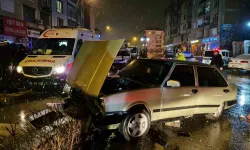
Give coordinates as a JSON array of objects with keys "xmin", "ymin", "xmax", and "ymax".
[
  {"xmin": 210, "ymin": 49, "xmax": 224, "ymax": 71},
  {"xmin": 176, "ymin": 48, "xmax": 186, "ymax": 61}
]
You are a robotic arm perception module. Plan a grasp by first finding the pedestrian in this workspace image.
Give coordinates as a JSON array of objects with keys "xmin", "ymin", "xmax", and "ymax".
[
  {"xmin": 176, "ymin": 48, "xmax": 186, "ymax": 61},
  {"xmin": 142, "ymin": 48, "xmax": 148, "ymax": 58},
  {"xmin": 210, "ymin": 49, "xmax": 224, "ymax": 71}
]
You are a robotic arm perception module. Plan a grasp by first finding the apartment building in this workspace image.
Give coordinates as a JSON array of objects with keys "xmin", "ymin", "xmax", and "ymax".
[
  {"xmin": 0, "ymin": 0, "xmax": 95, "ymax": 48},
  {"xmin": 0, "ymin": 0, "xmax": 44, "ymax": 47},
  {"xmin": 142, "ymin": 30, "xmax": 165, "ymax": 51},
  {"xmin": 165, "ymin": 0, "xmax": 247, "ymax": 55}
]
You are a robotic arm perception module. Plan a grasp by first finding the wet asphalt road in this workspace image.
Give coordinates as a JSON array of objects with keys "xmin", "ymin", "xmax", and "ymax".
[{"xmin": 0, "ymin": 70, "xmax": 250, "ymax": 150}]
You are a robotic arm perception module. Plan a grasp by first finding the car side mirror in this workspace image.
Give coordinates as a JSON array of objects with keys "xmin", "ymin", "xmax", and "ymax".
[{"xmin": 166, "ymin": 80, "xmax": 180, "ymax": 87}]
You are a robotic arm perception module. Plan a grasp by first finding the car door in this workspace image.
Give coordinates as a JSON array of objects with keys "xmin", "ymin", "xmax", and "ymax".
[
  {"xmin": 194, "ymin": 66, "xmax": 229, "ymax": 114},
  {"xmin": 160, "ymin": 64, "xmax": 199, "ymax": 119}
]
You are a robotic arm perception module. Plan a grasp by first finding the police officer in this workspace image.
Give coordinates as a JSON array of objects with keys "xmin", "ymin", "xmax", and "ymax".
[{"xmin": 176, "ymin": 48, "xmax": 186, "ymax": 61}]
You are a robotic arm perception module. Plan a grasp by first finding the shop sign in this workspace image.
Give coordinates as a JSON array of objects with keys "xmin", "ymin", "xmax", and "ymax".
[
  {"xmin": 27, "ymin": 30, "xmax": 41, "ymax": 38},
  {"xmin": 190, "ymin": 40, "xmax": 199, "ymax": 44},
  {"xmin": 3, "ymin": 16, "xmax": 27, "ymax": 37},
  {"xmin": 202, "ymin": 37, "xmax": 219, "ymax": 43}
]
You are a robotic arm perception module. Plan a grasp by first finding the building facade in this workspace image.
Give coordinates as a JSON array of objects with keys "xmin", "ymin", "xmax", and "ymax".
[
  {"xmin": 143, "ymin": 30, "xmax": 165, "ymax": 52},
  {"xmin": 0, "ymin": 0, "xmax": 95, "ymax": 49},
  {"xmin": 165, "ymin": 0, "xmax": 249, "ymax": 56}
]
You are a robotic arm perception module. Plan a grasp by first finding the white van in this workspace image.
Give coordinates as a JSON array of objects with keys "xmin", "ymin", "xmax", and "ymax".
[
  {"xmin": 16, "ymin": 27, "xmax": 100, "ymax": 93},
  {"xmin": 202, "ymin": 50, "xmax": 230, "ymax": 66}
]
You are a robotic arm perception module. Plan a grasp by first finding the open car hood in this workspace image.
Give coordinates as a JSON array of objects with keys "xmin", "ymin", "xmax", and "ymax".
[{"xmin": 66, "ymin": 39, "xmax": 125, "ymax": 97}]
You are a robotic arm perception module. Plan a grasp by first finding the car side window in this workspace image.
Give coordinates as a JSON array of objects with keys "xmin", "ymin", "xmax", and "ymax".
[
  {"xmin": 222, "ymin": 52, "xmax": 226, "ymax": 56},
  {"xmin": 167, "ymin": 65, "xmax": 195, "ymax": 86},
  {"xmin": 197, "ymin": 66, "xmax": 228, "ymax": 87}
]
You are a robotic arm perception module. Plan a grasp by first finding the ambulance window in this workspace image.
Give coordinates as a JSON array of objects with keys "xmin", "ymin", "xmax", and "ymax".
[{"xmin": 76, "ymin": 39, "xmax": 83, "ymax": 50}]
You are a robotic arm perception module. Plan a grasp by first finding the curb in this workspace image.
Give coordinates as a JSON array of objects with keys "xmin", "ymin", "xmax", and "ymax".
[{"xmin": 0, "ymin": 90, "xmax": 33, "ymax": 106}]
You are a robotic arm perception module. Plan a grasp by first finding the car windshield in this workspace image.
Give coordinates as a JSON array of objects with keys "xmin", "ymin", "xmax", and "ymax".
[
  {"xmin": 204, "ymin": 51, "xmax": 214, "ymax": 57},
  {"xmin": 117, "ymin": 51, "xmax": 130, "ymax": 56},
  {"xmin": 119, "ymin": 59, "xmax": 173, "ymax": 85},
  {"xmin": 30, "ymin": 38, "xmax": 75, "ymax": 55},
  {"xmin": 236, "ymin": 55, "xmax": 250, "ymax": 59}
]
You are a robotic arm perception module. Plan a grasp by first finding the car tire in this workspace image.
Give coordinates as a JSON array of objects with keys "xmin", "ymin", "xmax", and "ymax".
[
  {"xmin": 205, "ymin": 103, "xmax": 225, "ymax": 121},
  {"xmin": 119, "ymin": 109, "xmax": 151, "ymax": 141}
]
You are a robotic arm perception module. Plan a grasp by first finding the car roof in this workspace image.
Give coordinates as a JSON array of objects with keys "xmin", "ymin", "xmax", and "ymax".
[{"xmin": 138, "ymin": 58, "xmax": 211, "ymax": 67}]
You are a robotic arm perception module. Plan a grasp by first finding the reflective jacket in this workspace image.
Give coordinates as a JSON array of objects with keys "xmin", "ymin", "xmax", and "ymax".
[{"xmin": 176, "ymin": 53, "xmax": 186, "ymax": 61}]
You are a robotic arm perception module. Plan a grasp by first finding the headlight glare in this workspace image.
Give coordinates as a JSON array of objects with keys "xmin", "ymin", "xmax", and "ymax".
[
  {"xmin": 54, "ymin": 66, "xmax": 66, "ymax": 74},
  {"xmin": 17, "ymin": 66, "xmax": 22, "ymax": 73}
]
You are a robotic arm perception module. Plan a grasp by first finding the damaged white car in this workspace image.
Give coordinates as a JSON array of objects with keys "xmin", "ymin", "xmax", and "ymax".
[{"xmin": 99, "ymin": 59, "xmax": 237, "ymax": 141}]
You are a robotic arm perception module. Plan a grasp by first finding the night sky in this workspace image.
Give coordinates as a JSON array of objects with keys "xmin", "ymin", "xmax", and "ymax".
[{"xmin": 93, "ymin": 0, "xmax": 170, "ymax": 40}]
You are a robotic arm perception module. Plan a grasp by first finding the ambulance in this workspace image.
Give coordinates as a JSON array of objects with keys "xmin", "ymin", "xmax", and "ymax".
[{"xmin": 16, "ymin": 27, "xmax": 100, "ymax": 94}]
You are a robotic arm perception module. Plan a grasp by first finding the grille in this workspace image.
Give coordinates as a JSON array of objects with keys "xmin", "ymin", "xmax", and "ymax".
[{"xmin": 23, "ymin": 67, "xmax": 52, "ymax": 76}]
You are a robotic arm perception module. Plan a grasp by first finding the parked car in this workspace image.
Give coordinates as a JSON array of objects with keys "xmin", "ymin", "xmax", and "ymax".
[
  {"xmin": 100, "ymin": 59, "xmax": 237, "ymax": 141},
  {"xmin": 128, "ymin": 47, "xmax": 139, "ymax": 59},
  {"xmin": 202, "ymin": 50, "xmax": 230, "ymax": 66},
  {"xmin": 114, "ymin": 49, "xmax": 131, "ymax": 64},
  {"xmin": 228, "ymin": 54, "xmax": 250, "ymax": 71}
]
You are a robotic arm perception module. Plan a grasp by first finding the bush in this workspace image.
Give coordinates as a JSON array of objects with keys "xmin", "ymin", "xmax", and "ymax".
[{"xmin": 3, "ymin": 109, "xmax": 82, "ymax": 150}]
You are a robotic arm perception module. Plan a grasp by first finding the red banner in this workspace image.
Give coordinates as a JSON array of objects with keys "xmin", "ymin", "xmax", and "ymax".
[{"xmin": 3, "ymin": 16, "xmax": 27, "ymax": 37}]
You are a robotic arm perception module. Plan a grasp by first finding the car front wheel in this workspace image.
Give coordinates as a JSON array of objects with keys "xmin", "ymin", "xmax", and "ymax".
[
  {"xmin": 119, "ymin": 109, "xmax": 150, "ymax": 141},
  {"xmin": 205, "ymin": 103, "xmax": 225, "ymax": 120}
]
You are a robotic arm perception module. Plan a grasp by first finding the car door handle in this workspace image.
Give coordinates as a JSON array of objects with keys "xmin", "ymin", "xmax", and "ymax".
[
  {"xmin": 192, "ymin": 89, "xmax": 198, "ymax": 94},
  {"xmin": 223, "ymin": 89, "xmax": 230, "ymax": 93}
]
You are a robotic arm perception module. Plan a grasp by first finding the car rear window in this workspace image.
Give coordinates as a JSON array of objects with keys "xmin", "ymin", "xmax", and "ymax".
[
  {"xmin": 204, "ymin": 51, "xmax": 214, "ymax": 57},
  {"xmin": 118, "ymin": 51, "xmax": 130, "ymax": 56}
]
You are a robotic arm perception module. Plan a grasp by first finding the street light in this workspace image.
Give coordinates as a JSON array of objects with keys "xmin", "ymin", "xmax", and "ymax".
[
  {"xmin": 106, "ymin": 25, "xmax": 110, "ymax": 31},
  {"xmin": 133, "ymin": 37, "xmax": 137, "ymax": 42},
  {"xmin": 247, "ymin": 22, "xmax": 250, "ymax": 27}
]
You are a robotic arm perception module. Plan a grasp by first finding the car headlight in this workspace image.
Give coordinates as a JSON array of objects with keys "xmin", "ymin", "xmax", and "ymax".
[
  {"xmin": 17, "ymin": 66, "xmax": 22, "ymax": 73},
  {"xmin": 54, "ymin": 66, "xmax": 66, "ymax": 74}
]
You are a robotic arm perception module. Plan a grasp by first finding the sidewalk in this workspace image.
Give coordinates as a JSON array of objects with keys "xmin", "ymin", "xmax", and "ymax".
[{"xmin": 0, "ymin": 90, "xmax": 33, "ymax": 106}]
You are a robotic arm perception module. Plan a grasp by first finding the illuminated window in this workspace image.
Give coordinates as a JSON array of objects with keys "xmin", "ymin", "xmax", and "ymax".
[{"xmin": 57, "ymin": 0, "xmax": 63, "ymax": 13}]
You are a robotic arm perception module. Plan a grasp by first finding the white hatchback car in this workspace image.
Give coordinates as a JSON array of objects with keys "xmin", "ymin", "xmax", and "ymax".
[
  {"xmin": 228, "ymin": 54, "xmax": 250, "ymax": 71},
  {"xmin": 100, "ymin": 59, "xmax": 237, "ymax": 141}
]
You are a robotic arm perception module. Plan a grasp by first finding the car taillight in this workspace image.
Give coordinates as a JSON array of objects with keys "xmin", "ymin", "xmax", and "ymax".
[
  {"xmin": 229, "ymin": 60, "xmax": 232, "ymax": 62},
  {"xmin": 241, "ymin": 61, "xmax": 248, "ymax": 63}
]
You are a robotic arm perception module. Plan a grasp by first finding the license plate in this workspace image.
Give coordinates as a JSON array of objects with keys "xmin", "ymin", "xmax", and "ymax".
[{"xmin": 232, "ymin": 65, "xmax": 238, "ymax": 68}]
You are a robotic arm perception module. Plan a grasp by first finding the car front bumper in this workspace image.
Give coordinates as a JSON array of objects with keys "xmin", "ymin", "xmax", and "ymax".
[{"xmin": 24, "ymin": 74, "xmax": 67, "ymax": 90}]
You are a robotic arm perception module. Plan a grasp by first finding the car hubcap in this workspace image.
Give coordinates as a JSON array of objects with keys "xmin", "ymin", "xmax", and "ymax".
[
  {"xmin": 127, "ymin": 113, "xmax": 148, "ymax": 137},
  {"xmin": 213, "ymin": 104, "xmax": 224, "ymax": 117}
]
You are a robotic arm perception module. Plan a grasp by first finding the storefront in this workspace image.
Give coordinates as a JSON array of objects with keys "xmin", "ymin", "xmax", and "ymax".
[
  {"xmin": 202, "ymin": 36, "xmax": 220, "ymax": 50},
  {"xmin": 190, "ymin": 40, "xmax": 202, "ymax": 56},
  {"xmin": 0, "ymin": 15, "xmax": 27, "ymax": 43}
]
